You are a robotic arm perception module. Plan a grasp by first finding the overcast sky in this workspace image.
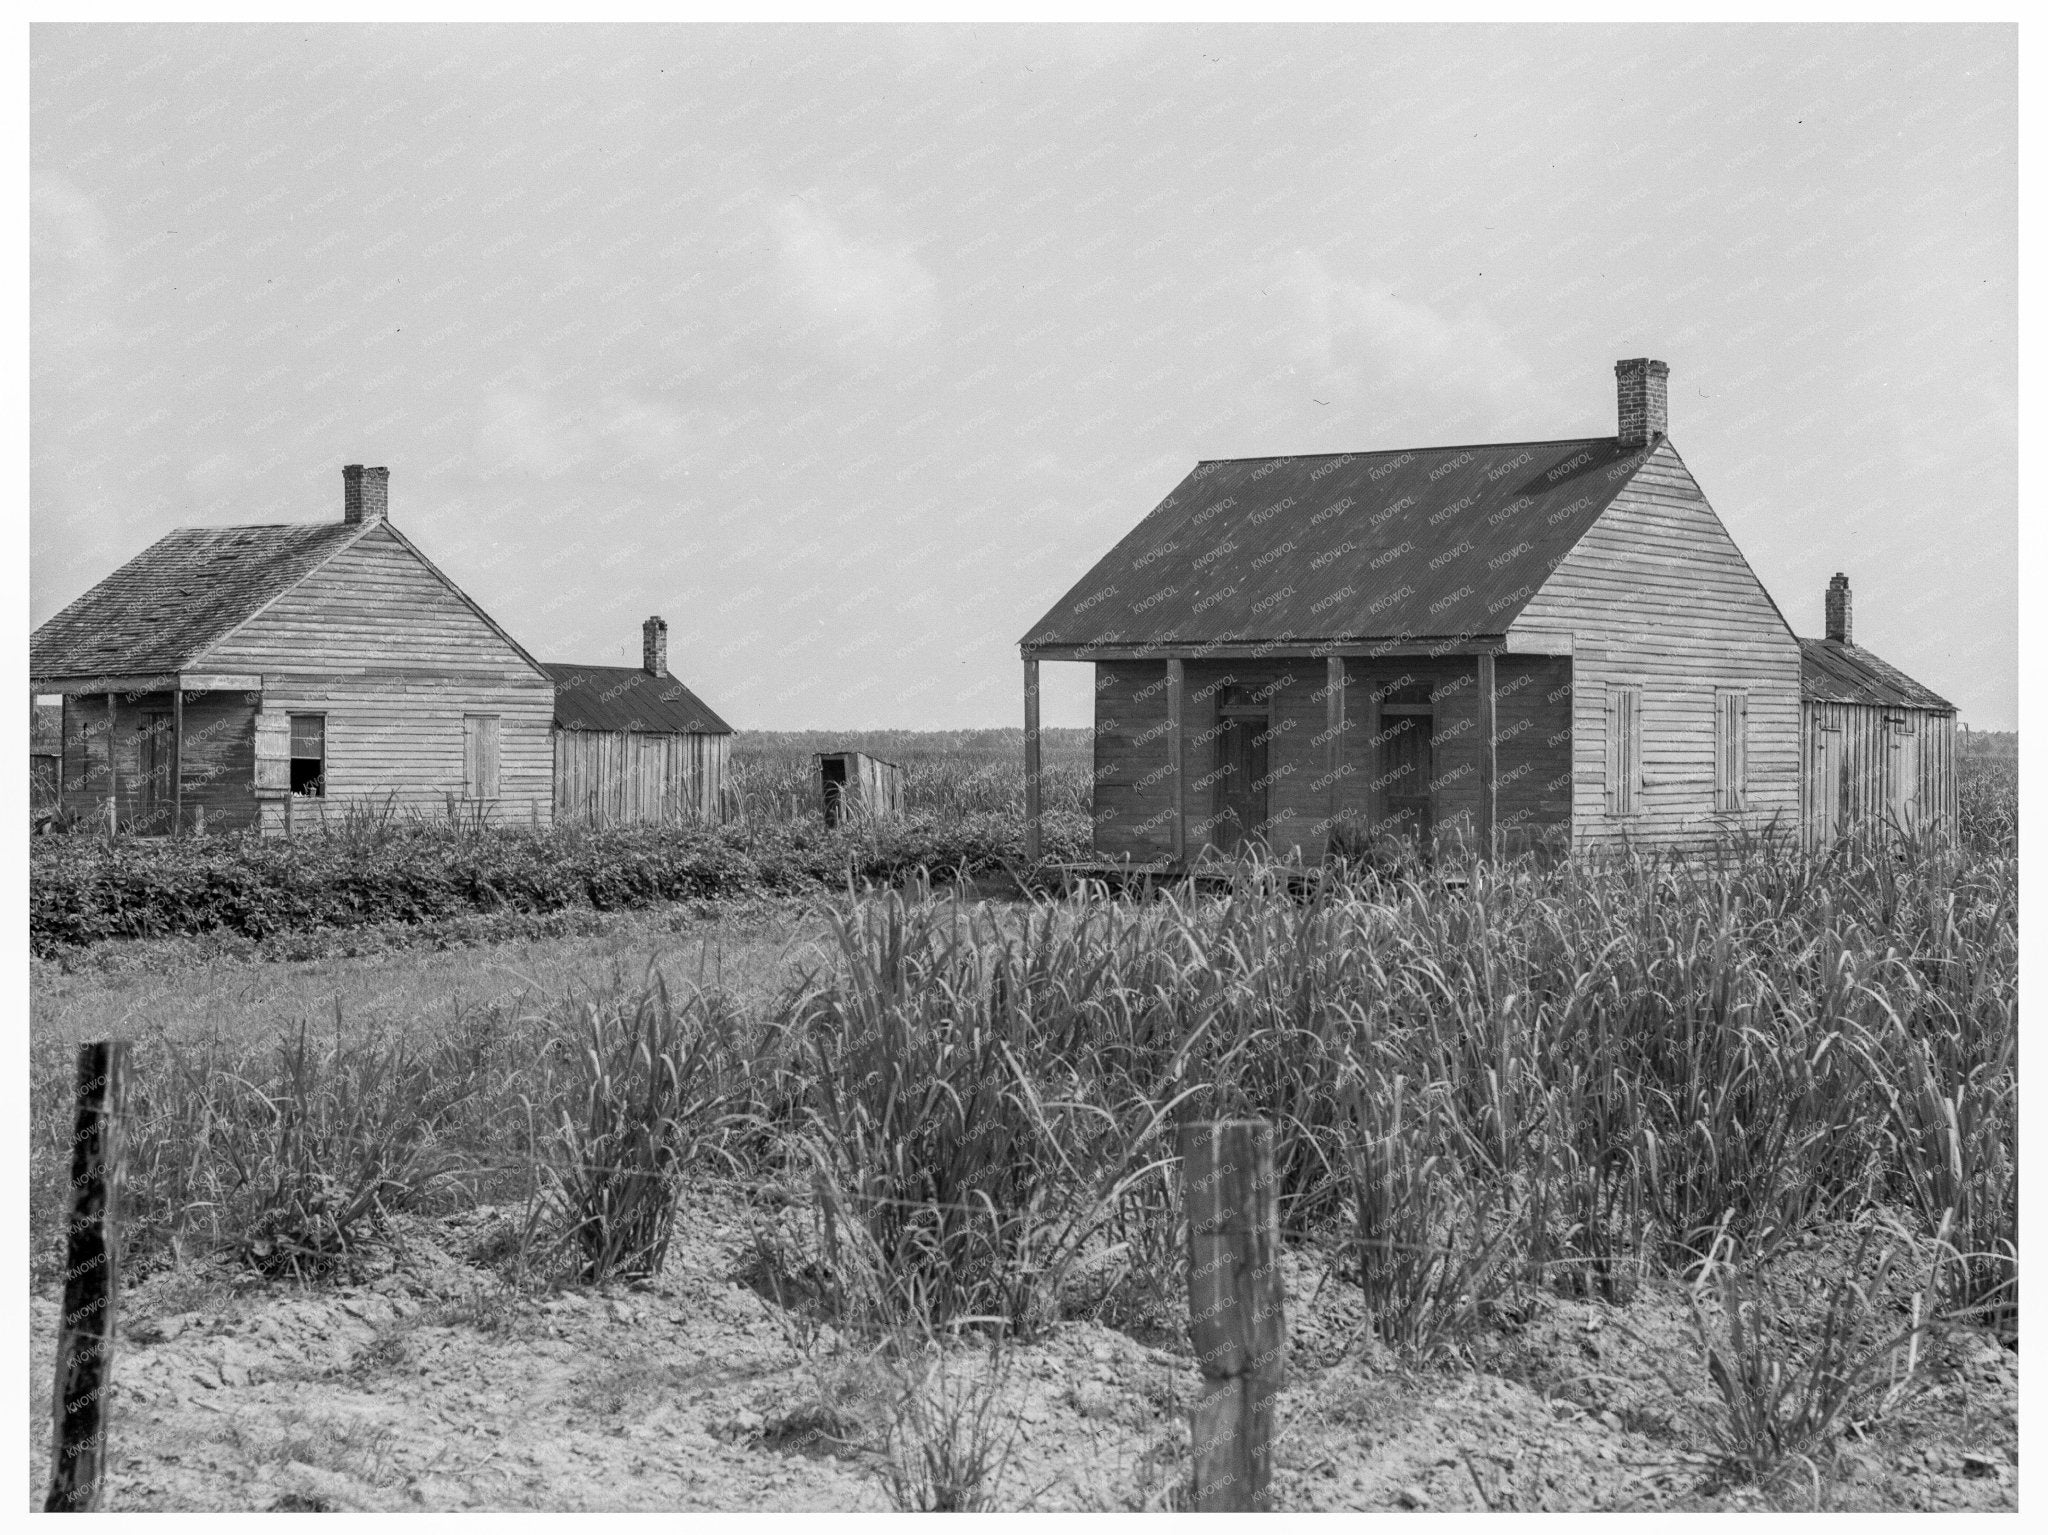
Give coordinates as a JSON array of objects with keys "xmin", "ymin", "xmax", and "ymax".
[{"xmin": 31, "ymin": 23, "xmax": 2016, "ymax": 729}]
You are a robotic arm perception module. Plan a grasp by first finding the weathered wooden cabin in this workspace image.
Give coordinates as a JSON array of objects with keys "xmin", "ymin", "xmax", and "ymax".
[
  {"xmin": 29, "ymin": 466, "xmax": 556, "ymax": 834},
  {"xmin": 546, "ymin": 617, "xmax": 733, "ymax": 825},
  {"xmin": 1800, "ymin": 575, "xmax": 1957, "ymax": 843},
  {"xmin": 816, "ymin": 750, "xmax": 905, "ymax": 826},
  {"xmin": 1020, "ymin": 358, "xmax": 1954, "ymax": 864}
]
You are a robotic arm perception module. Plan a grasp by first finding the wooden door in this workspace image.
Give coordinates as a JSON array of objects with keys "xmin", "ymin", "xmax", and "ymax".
[
  {"xmin": 1809, "ymin": 721, "xmax": 1842, "ymax": 844},
  {"xmin": 1886, "ymin": 717, "xmax": 1918, "ymax": 832},
  {"xmin": 1380, "ymin": 711, "xmax": 1434, "ymax": 841},
  {"xmin": 1213, "ymin": 714, "xmax": 1270, "ymax": 855},
  {"xmin": 139, "ymin": 711, "xmax": 172, "ymax": 833}
]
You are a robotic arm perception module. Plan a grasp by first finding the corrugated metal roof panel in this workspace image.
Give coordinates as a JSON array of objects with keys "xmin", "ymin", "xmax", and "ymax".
[
  {"xmin": 1022, "ymin": 437, "xmax": 1652, "ymax": 649},
  {"xmin": 1799, "ymin": 638, "xmax": 1953, "ymax": 712},
  {"xmin": 545, "ymin": 663, "xmax": 733, "ymax": 735},
  {"xmin": 30, "ymin": 522, "xmax": 364, "ymax": 680}
]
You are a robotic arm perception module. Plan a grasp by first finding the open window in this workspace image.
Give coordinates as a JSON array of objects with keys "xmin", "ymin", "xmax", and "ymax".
[{"xmin": 289, "ymin": 714, "xmax": 326, "ymax": 798}]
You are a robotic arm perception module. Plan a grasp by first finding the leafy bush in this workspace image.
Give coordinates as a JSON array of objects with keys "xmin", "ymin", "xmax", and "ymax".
[{"xmin": 29, "ymin": 810, "xmax": 1092, "ymax": 957}]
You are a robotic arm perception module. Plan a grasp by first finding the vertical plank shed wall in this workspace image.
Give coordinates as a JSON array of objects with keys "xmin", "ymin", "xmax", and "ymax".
[
  {"xmin": 1512, "ymin": 442, "xmax": 1802, "ymax": 852},
  {"xmin": 1800, "ymin": 701, "xmax": 1955, "ymax": 846},
  {"xmin": 194, "ymin": 526, "xmax": 555, "ymax": 828},
  {"xmin": 553, "ymin": 730, "xmax": 728, "ymax": 824}
]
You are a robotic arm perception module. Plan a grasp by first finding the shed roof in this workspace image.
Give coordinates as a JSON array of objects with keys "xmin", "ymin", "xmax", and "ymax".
[
  {"xmin": 1021, "ymin": 436, "xmax": 1652, "ymax": 650},
  {"xmin": 30, "ymin": 522, "xmax": 365, "ymax": 680},
  {"xmin": 544, "ymin": 663, "xmax": 733, "ymax": 736},
  {"xmin": 1800, "ymin": 638, "xmax": 1953, "ymax": 712}
]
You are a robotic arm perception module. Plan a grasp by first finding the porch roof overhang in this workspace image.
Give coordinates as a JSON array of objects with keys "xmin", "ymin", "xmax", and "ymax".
[
  {"xmin": 29, "ymin": 672, "xmax": 264, "ymax": 696},
  {"xmin": 1020, "ymin": 631, "xmax": 1570, "ymax": 663}
]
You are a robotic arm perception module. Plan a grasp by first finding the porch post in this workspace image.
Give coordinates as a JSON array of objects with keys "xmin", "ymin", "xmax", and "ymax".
[
  {"xmin": 1476, "ymin": 652, "xmax": 1497, "ymax": 859},
  {"xmin": 1325, "ymin": 655, "xmax": 1346, "ymax": 852},
  {"xmin": 171, "ymin": 684, "xmax": 184, "ymax": 838},
  {"xmin": 1166, "ymin": 658, "xmax": 1186, "ymax": 864},
  {"xmin": 1022, "ymin": 657, "xmax": 1042, "ymax": 864}
]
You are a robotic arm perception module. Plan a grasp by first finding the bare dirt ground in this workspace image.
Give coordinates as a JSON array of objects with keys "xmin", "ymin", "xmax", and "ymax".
[
  {"xmin": 27, "ymin": 1180, "xmax": 2018, "ymax": 1513},
  {"xmin": 29, "ymin": 904, "xmax": 2018, "ymax": 1512}
]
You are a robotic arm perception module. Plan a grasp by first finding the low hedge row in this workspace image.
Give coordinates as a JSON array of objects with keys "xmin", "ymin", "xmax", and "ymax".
[{"xmin": 29, "ymin": 811, "xmax": 1092, "ymax": 956}]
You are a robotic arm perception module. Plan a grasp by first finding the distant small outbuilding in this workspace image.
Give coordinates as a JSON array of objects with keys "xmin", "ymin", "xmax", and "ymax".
[
  {"xmin": 546, "ymin": 617, "xmax": 733, "ymax": 825},
  {"xmin": 1799, "ymin": 575, "xmax": 1956, "ymax": 844},
  {"xmin": 817, "ymin": 750, "xmax": 904, "ymax": 826}
]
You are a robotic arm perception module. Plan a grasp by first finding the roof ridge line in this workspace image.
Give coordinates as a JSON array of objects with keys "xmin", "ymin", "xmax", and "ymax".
[{"xmin": 1193, "ymin": 435, "xmax": 1619, "ymax": 466}]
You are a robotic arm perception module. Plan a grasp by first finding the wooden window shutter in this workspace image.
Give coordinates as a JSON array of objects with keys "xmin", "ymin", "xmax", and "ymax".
[
  {"xmin": 1714, "ymin": 690, "xmax": 1748, "ymax": 812},
  {"xmin": 254, "ymin": 711, "xmax": 291, "ymax": 797},
  {"xmin": 1605, "ymin": 684, "xmax": 1641, "ymax": 817},
  {"xmin": 464, "ymin": 714, "xmax": 501, "ymax": 799}
]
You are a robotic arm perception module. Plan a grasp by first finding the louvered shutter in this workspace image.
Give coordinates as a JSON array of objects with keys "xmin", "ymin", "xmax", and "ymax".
[
  {"xmin": 1605, "ymin": 684, "xmax": 1641, "ymax": 817},
  {"xmin": 254, "ymin": 712, "xmax": 291, "ymax": 796},
  {"xmin": 1604, "ymin": 688, "xmax": 1618, "ymax": 815},
  {"xmin": 1734, "ymin": 693, "xmax": 1748, "ymax": 810},
  {"xmin": 1714, "ymin": 690, "xmax": 1748, "ymax": 813}
]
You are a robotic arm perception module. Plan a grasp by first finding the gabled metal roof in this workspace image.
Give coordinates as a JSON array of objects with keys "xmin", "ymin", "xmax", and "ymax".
[
  {"xmin": 30, "ymin": 522, "xmax": 366, "ymax": 680},
  {"xmin": 1022, "ymin": 436, "xmax": 1654, "ymax": 650},
  {"xmin": 1800, "ymin": 638, "xmax": 1953, "ymax": 712},
  {"xmin": 544, "ymin": 663, "xmax": 733, "ymax": 736}
]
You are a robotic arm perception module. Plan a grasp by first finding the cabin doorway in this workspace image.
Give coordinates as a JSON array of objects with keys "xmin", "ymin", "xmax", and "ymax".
[
  {"xmin": 140, "ymin": 710, "xmax": 173, "ymax": 834},
  {"xmin": 1379, "ymin": 707, "xmax": 1434, "ymax": 842},
  {"xmin": 820, "ymin": 755, "xmax": 848, "ymax": 827},
  {"xmin": 1213, "ymin": 712, "xmax": 1270, "ymax": 855}
]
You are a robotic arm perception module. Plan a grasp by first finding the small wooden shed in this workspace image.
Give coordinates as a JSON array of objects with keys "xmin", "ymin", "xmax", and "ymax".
[
  {"xmin": 1800, "ymin": 575, "xmax": 1957, "ymax": 845},
  {"xmin": 817, "ymin": 751, "xmax": 904, "ymax": 826},
  {"xmin": 546, "ymin": 617, "xmax": 733, "ymax": 825}
]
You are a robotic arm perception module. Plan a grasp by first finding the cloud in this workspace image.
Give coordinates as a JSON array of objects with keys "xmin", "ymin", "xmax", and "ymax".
[
  {"xmin": 32, "ymin": 172, "xmax": 119, "ymax": 381},
  {"xmin": 766, "ymin": 196, "xmax": 939, "ymax": 355},
  {"xmin": 31, "ymin": 172, "xmax": 116, "ymax": 301},
  {"xmin": 474, "ymin": 360, "xmax": 715, "ymax": 482},
  {"xmin": 1262, "ymin": 250, "xmax": 1539, "ymax": 410}
]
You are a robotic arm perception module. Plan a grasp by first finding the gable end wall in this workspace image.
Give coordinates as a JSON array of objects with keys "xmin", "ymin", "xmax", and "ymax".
[
  {"xmin": 194, "ymin": 526, "xmax": 555, "ymax": 827},
  {"xmin": 1512, "ymin": 442, "xmax": 1801, "ymax": 851}
]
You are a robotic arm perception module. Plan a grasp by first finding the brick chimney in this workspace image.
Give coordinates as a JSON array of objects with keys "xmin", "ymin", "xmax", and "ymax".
[
  {"xmin": 642, "ymin": 615, "xmax": 668, "ymax": 676},
  {"xmin": 1825, "ymin": 573, "xmax": 1852, "ymax": 645},
  {"xmin": 343, "ymin": 464, "xmax": 389, "ymax": 524},
  {"xmin": 1614, "ymin": 359, "xmax": 1669, "ymax": 448}
]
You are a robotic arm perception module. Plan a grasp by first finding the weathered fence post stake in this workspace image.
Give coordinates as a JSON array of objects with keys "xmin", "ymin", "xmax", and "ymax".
[
  {"xmin": 1181, "ymin": 1118, "xmax": 1284, "ymax": 1511},
  {"xmin": 45, "ymin": 1040, "xmax": 129, "ymax": 1513}
]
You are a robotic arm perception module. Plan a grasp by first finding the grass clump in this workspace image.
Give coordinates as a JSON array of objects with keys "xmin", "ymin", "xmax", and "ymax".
[
  {"xmin": 539, "ymin": 970, "xmax": 740, "ymax": 1283},
  {"xmin": 1687, "ymin": 1224, "xmax": 1936, "ymax": 1491}
]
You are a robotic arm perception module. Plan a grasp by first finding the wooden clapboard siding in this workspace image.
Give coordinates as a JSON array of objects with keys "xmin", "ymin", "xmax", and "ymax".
[
  {"xmin": 1093, "ymin": 660, "xmax": 1177, "ymax": 860},
  {"xmin": 58, "ymin": 690, "xmax": 261, "ymax": 833},
  {"xmin": 196, "ymin": 525, "xmax": 555, "ymax": 829},
  {"xmin": 1091, "ymin": 653, "xmax": 1572, "ymax": 861},
  {"xmin": 1513, "ymin": 442, "xmax": 1802, "ymax": 853},
  {"xmin": 1800, "ymin": 701, "xmax": 1956, "ymax": 846},
  {"xmin": 554, "ymin": 730, "xmax": 729, "ymax": 825}
]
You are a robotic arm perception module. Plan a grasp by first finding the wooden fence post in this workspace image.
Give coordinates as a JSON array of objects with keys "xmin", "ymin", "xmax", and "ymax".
[
  {"xmin": 1181, "ymin": 1118, "xmax": 1284, "ymax": 1511},
  {"xmin": 46, "ymin": 1041, "xmax": 129, "ymax": 1513}
]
